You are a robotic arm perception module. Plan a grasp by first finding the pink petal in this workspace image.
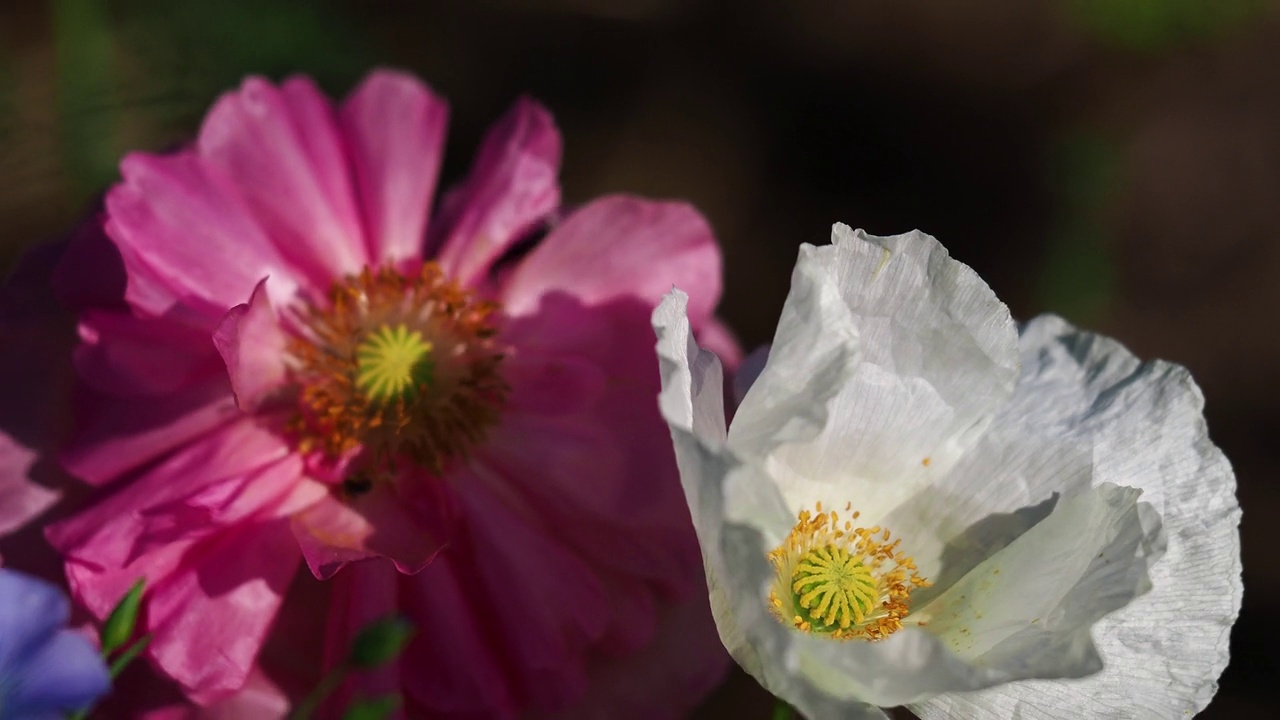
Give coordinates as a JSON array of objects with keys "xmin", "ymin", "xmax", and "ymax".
[
  {"xmin": 212, "ymin": 279, "xmax": 289, "ymax": 411},
  {"xmin": 48, "ymin": 418, "xmax": 293, "ymax": 608},
  {"xmin": 484, "ymin": 298, "xmax": 706, "ymax": 589},
  {"xmin": 502, "ymin": 196, "xmax": 722, "ymax": 324},
  {"xmin": 147, "ymin": 518, "xmax": 302, "ymax": 704},
  {"xmin": 454, "ymin": 479, "xmax": 610, "ymax": 711},
  {"xmin": 340, "ymin": 69, "xmax": 449, "ymax": 266},
  {"xmin": 475, "ymin": 411, "xmax": 696, "ymax": 592},
  {"xmin": 593, "ymin": 574, "xmax": 657, "ymax": 656},
  {"xmin": 545, "ymin": 593, "xmax": 729, "ymax": 720},
  {"xmin": 290, "ymin": 465, "xmax": 458, "ymax": 579},
  {"xmin": 199, "ymin": 75, "xmax": 368, "ymax": 283},
  {"xmin": 131, "ymin": 455, "xmax": 318, "ymax": 561},
  {"xmin": 323, "ymin": 560, "xmax": 402, "ymax": 716},
  {"xmin": 0, "ymin": 435, "xmax": 58, "ymax": 538},
  {"xmin": 431, "ymin": 98, "xmax": 561, "ymax": 287},
  {"xmin": 105, "ymin": 152, "xmax": 304, "ymax": 326},
  {"xmin": 398, "ymin": 553, "xmax": 516, "ymax": 718},
  {"xmin": 76, "ymin": 309, "xmax": 225, "ymax": 397},
  {"xmin": 198, "ymin": 666, "xmax": 291, "ymax": 719},
  {"xmin": 60, "ymin": 379, "xmax": 239, "ymax": 485},
  {"xmin": 502, "ymin": 349, "xmax": 606, "ymax": 417}
]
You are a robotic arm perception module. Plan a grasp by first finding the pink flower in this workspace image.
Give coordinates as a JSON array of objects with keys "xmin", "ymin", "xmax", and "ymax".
[{"xmin": 41, "ymin": 69, "xmax": 736, "ymax": 717}]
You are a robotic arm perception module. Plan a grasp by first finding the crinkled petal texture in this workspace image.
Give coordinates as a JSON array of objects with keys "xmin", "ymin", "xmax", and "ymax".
[
  {"xmin": 0, "ymin": 569, "xmax": 111, "ymax": 719},
  {"xmin": 654, "ymin": 225, "xmax": 1238, "ymax": 719},
  {"xmin": 46, "ymin": 68, "xmax": 453, "ymax": 703},
  {"xmin": 317, "ymin": 195, "xmax": 733, "ymax": 719},
  {"xmin": 910, "ymin": 315, "xmax": 1241, "ymax": 720},
  {"xmin": 43, "ymin": 67, "xmax": 733, "ymax": 716}
]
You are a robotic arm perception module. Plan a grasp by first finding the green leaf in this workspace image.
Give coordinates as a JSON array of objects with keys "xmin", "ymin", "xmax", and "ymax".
[
  {"xmin": 341, "ymin": 694, "xmax": 402, "ymax": 720},
  {"xmin": 348, "ymin": 615, "xmax": 414, "ymax": 669},
  {"xmin": 101, "ymin": 578, "xmax": 145, "ymax": 655}
]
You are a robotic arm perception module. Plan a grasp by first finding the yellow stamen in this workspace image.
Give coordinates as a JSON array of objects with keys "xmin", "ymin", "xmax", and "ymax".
[
  {"xmin": 768, "ymin": 505, "xmax": 930, "ymax": 641},
  {"xmin": 286, "ymin": 263, "xmax": 507, "ymax": 473},
  {"xmin": 356, "ymin": 324, "xmax": 434, "ymax": 401}
]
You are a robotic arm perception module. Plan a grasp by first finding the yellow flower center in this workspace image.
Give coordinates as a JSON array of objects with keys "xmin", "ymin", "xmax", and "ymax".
[
  {"xmin": 286, "ymin": 264, "xmax": 507, "ymax": 474},
  {"xmin": 769, "ymin": 503, "xmax": 930, "ymax": 641},
  {"xmin": 791, "ymin": 545, "xmax": 878, "ymax": 634},
  {"xmin": 355, "ymin": 324, "xmax": 434, "ymax": 402}
]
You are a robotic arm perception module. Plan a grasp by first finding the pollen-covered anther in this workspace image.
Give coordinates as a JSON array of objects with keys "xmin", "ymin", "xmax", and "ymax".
[
  {"xmin": 285, "ymin": 263, "xmax": 508, "ymax": 472},
  {"xmin": 767, "ymin": 504, "xmax": 929, "ymax": 641}
]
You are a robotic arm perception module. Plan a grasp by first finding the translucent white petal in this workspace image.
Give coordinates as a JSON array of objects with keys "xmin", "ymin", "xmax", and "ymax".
[
  {"xmin": 653, "ymin": 289, "xmax": 728, "ymax": 447},
  {"xmin": 657, "ymin": 293, "xmax": 1027, "ymax": 717},
  {"xmin": 727, "ymin": 239, "xmax": 860, "ymax": 462},
  {"xmin": 917, "ymin": 483, "xmax": 1160, "ymax": 678},
  {"xmin": 911, "ymin": 315, "xmax": 1241, "ymax": 719},
  {"xmin": 755, "ymin": 226, "xmax": 1019, "ymax": 524}
]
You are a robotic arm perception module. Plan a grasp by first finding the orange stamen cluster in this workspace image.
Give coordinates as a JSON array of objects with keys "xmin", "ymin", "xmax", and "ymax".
[
  {"xmin": 768, "ymin": 501, "xmax": 930, "ymax": 641},
  {"xmin": 286, "ymin": 263, "xmax": 507, "ymax": 473}
]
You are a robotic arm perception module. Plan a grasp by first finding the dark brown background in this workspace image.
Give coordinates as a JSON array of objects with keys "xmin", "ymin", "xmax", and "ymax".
[{"xmin": 2, "ymin": 0, "xmax": 1276, "ymax": 716}]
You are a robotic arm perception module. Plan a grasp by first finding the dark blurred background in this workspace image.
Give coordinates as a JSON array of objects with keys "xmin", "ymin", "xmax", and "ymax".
[{"xmin": 1, "ymin": 0, "xmax": 1277, "ymax": 716}]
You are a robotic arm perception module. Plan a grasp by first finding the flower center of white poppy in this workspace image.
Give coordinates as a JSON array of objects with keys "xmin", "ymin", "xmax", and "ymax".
[{"xmin": 768, "ymin": 503, "xmax": 930, "ymax": 641}]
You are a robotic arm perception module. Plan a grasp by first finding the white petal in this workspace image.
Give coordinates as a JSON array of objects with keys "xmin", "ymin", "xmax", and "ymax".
[
  {"xmin": 754, "ymin": 226, "xmax": 1019, "ymax": 524},
  {"xmin": 727, "ymin": 238, "xmax": 860, "ymax": 463},
  {"xmin": 917, "ymin": 484, "xmax": 1160, "ymax": 677},
  {"xmin": 653, "ymin": 289, "xmax": 728, "ymax": 446},
  {"xmin": 911, "ymin": 315, "xmax": 1241, "ymax": 719}
]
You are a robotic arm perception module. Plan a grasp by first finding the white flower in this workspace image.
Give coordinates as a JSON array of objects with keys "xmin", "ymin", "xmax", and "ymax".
[{"xmin": 653, "ymin": 225, "xmax": 1241, "ymax": 719}]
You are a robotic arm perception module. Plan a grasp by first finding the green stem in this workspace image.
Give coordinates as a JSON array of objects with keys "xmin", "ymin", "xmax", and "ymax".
[
  {"xmin": 109, "ymin": 634, "xmax": 151, "ymax": 678},
  {"xmin": 289, "ymin": 665, "xmax": 349, "ymax": 720},
  {"xmin": 772, "ymin": 700, "xmax": 795, "ymax": 720}
]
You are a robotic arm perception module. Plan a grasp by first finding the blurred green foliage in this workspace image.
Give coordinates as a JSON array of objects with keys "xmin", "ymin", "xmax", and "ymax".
[
  {"xmin": 54, "ymin": 0, "xmax": 120, "ymax": 197},
  {"xmin": 1067, "ymin": 0, "xmax": 1270, "ymax": 51},
  {"xmin": 35, "ymin": 0, "xmax": 374, "ymax": 206},
  {"xmin": 1038, "ymin": 134, "xmax": 1120, "ymax": 323}
]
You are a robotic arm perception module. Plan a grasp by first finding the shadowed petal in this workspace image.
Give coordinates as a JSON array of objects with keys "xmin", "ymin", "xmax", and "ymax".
[{"xmin": 432, "ymin": 97, "xmax": 561, "ymax": 286}]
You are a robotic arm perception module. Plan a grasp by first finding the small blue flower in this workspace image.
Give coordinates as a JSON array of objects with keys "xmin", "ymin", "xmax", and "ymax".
[{"xmin": 0, "ymin": 568, "xmax": 110, "ymax": 720}]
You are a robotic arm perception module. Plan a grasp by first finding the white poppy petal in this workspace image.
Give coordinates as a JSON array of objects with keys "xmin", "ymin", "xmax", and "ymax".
[
  {"xmin": 653, "ymin": 289, "xmax": 728, "ymax": 446},
  {"xmin": 917, "ymin": 483, "xmax": 1160, "ymax": 679},
  {"xmin": 657, "ymin": 221, "xmax": 1239, "ymax": 720},
  {"xmin": 911, "ymin": 315, "xmax": 1241, "ymax": 719},
  {"xmin": 757, "ymin": 226, "xmax": 1019, "ymax": 523},
  {"xmin": 728, "ymin": 240, "xmax": 860, "ymax": 461}
]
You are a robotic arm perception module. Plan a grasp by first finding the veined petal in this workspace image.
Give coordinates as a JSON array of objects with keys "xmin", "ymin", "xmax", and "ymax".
[
  {"xmin": 916, "ymin": 484, "xmax": 1159, "ymax": 680},
  {"xmin": 147, "ymin": 519, "xmax": 302, "ymax": 704},
  {"xmin": 723, "ymin": 242, "xmax": 860, "ymax": 461},
  {"xmin": 752, "ymin": 226, "xmax": 1018, "ymax": 525},
  {"xmin": 912, "ymin": 315, "xmax": 1241, "ymax": 720},
  {"xmin": 104, "ymin": 151, "xmax": 303, "ymax": 326},
  {"xmin": 431, "ymin": 97, "xmax": 560, "ymax": 287},
  {"xmin": 341, "ymin": 69, "xmax": 449, "ymax": 266},
  {"xmin": 199, "ymin": 75, "xmax": 368, "ymax": 283},
  {"xmin": 504, "ymin": 197, "xmax": 722, "ymax": 326}
]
